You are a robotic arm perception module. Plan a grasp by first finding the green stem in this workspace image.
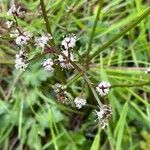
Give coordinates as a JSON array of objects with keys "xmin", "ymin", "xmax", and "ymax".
[
  {"xmin": 40, "ymin": 0, "xmax": 55, "ymax": 46},
  {"xmin": 40, "ymin": 0, "xmax": 66, "ymax": 83},
  {"xmin": 13, "ymin": 15, "xmax": 22, "ymax": 35},
  {"xmin": 61, "ymin": 53, "xmax": 102, "ymax": 106},
  {"xmin": 89, "ymin": 7, "xmax": 150, "ymax": 61},
  {"xmin": 111, "ymin": 81, "xmax": 150, "ymax": 88},
  {"xmin": 83, "ymin": 74, "xmax": 102, "ymax": 106},
  {"xmin": 86, "ymin": 0, "xmax": 104, "ymax": 68}
]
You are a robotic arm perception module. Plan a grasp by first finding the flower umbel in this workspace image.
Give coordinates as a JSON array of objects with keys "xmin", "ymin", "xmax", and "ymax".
[
  {"xmin": 74, "ymin": 97, "xmax": 86, "ymax": 109},
  {"xmin": 61, "ymin": 34, "xmax": 77, "ymax": 50},
  {"xmin": 15, "ymin": 50, "xmax": 28, "ymax": 71},
  {"xmin": 95, "ymin": 105, "xmax": 112, "ymax": 129},
  {"xmin": 6, "ymin": 21, "xmax": 13, "ymax": 28},
  {"xmin": 7, "ymin": 4, "xmax": 24, "ymax": 16},
  {"xmin": 42, "ymin": 58, "xmax": 54, "ymax": 72},
  {"xmin": 15, "ymin": 35, "xmax": 29, "ymax": 46},
  {"xmin": 53, "ymin": 83, "xmax": 67, "ymax": 103},
  {"xmin": 10, "ymin": 29, "xmax": 19, "ymax": 38},
  {"xmin": 58, "ymin": 50, "xmax": 74, "ymax": 69},
  {"xmin": 35, "ymin": 33, "xmax": 53, "ymax": 51},
  {"xmin": 96, "ymin": 81, "xmax": 111, "ymax": 96}
]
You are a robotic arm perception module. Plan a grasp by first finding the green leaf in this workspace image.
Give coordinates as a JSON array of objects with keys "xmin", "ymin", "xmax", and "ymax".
[
  {"xmin": 90, "ymin": 131, "xmax": 100, "ymax": 150},
  {"xmin": 115, "ymin": 102, "xmax": 128, "ymax": 150}
]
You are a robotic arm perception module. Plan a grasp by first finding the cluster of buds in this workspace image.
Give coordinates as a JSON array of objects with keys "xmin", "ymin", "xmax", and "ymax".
[
  {"xmin": 53, "ymin": 83, "xmax": 68, "ymax": 103},
  {"xmin": 7, "ymin": 4, "xmax": 25, "ymax": 16},
  {"xmin": 35, "ymin": 33, "xmax": 53, "ymax": 51},
  {"xmin": 95, "ymin": 105, "xmax": 112, "ymax": 129},
  {"xmin": 42, "ymin": 58, "xmax": 54, "ymax": 72},
  {"xmin": 58, "ymin": 34, "xmax": 77, "ymax": 69},
  {"xmin": 58, "ymin": 50, "xmax": 74, "ymax": 69},
  {"xmin": 15, "ymin": 49, "xmax": 28, "ymax": 71}
]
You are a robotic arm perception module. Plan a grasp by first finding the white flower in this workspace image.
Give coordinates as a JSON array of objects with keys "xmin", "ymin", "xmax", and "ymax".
[
  {"xmin": 7, "ymin": 4, "xmax": 16, "ymax": 15},
  {"xmin": 96, "ymin": 81, "xmax": 111, "ymax": 96},
  {"xmin": 53, "ymin": 83, "xmax": 68, "ymax": 103},
  {"xmin": 61, "ymin": 34, "xmax": 77, "ymax": 50},
  {"xmin": 95, "ymin": 105, "xmax": 112, "ymax": 129},
  {"xmin": 74, "ymin": 97, "xmax": 86, "ymax": 109},
  {"xmin": 58, "ymin": 50, "xmax": 74, "ymax": 69},
  {"xmin": 7, "ymin": 4, "xmax": 24, "ymax": 16},
  {"xmin": 15, "ymin": 50, "xmax": 28, "ymax": 71},
  {"xmin": 35, "ymin": 33, "xmax": 53, "ymax": 50},
  {"xmin": 10, "ymin": 29, "xmax": 19, "ymax": 38},
  {"xmin": 15, "ymin": 35, "xmax": 29, "ymax": 46},
  {"xmin": 42, "ymin": 58, "xmax": 54, "ymax": 71},
  {"xmin": 145, "ymin": 67, "xmax": 150, "ymax": 74},
  {"xmin": 53, "ymin": 83, "xmax": 66, "ymax": 93},
  {"xmin": 53, "ymin": 83, "xmax": 62, "ymax": 93},
  {"xmin": 6, "ymin": 21, "xmax": 13, "ymax": 28}
]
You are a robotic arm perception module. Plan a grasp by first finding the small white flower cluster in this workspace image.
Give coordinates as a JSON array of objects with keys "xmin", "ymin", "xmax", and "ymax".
[
  {"xmin": 61, "ymin": 34, "xmax": 77, "ymax": 50},
  {"xmin": 7, "ymin": 4, "xmax": 24, "ymax": 16},
  {"xmin": 96, "ymin": 81, "xmax": 111, "ymax": 96},
  {"xmin": 42, "ymin": 58, "xmax": 54, "ymax": 72},
  {"xmin": 58, "ymin": 50, "xmax": 74, "ymax": 69},
  {"xmin": 145, "ymin": 67, "xmax": 150, "ymax": 74},
  {"xmin": 14, "ymin": 31, "xmax": 32, "ymax": 47},
  {"xmin": 15, "ymin": 34, "xmax": 29, "ymax": 46},
  {"xmin": 35, "ymin": 33, "xmax": 53, "ymax": 51},
  {"xmin": 53, "ymin": 83, "xmax": 67, "ymax": 103},
  {"xmin": 6, "ymin": 21, "xmax": 13, "ymax": 28},
  {"xmin": 95, "ymin": 105, "xmax": 112, "ymax": 129},
  {"xmin": 6, "ymin": 5, "xmax": 32, "ymax": 71},
  {"xmin": 58, "ymin": 34, "xmax": 77, "ymax": 69},
  {"xmin": 10, "ymin": 29, "xmax": 19, "ymax": 38},
  {"xmin": 15, "ymin": 50, "xmax": 28, "ymax": 71},
  {"xmin": 6, "ymin": 5, "xmax": 29, "ymax": 71},
  {"xmin": 74, "ymin": 97, "xmax": 86, "ymax": 109},
  {"xmin": 54, "ymin": 83, "xmax": 62, "ymax": 93}
]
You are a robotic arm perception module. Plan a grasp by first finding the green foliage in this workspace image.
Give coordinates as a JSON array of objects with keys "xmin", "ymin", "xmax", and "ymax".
[
  {"xmin": 140, "ymin": 130, "xmax": 150, "ymax": 150},
  {"xmin": 0, "ymin": 0, "xmax": 150, "ymax": 149}
]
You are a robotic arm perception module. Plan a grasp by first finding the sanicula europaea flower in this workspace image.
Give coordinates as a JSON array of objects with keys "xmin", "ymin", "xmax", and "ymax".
[
  {"xmin": 61, "ymin": 34, "xmax": 77, "ymax": 50},
  {"xmin": 95, "ymin": 105, "xmax": 112, "ymax": 129},
  {"xmin": 58, "ymin": 50, "xmax": 74, "ymax": 69},
  {"xmin": 42, "ymin": 58, "xmax": 54, "ymax": 72},
  {"xmin": 96, "ymin": 81, "xmax": 111, "ymax": 96},
  {"xmin": 7, "ymin": 4, "xmax": 24, "ymax": 16},
  {"xmin": 15, "ymin": 50, "xmax": 28, "ymax": 71},
  {"xmin": 53, "ymin": 83, "xmax": 68, "ymax": 103},
  {"xmin": 15, "ymin": 35, "xmax": 29, "ymax": 46},
  {"xmin": 35, "ymin": 33, "xmax": 53, "ymax": 51},
  {"xmin": 74, "ymin": 97, "xmax": 86, "ymax": 109}
]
